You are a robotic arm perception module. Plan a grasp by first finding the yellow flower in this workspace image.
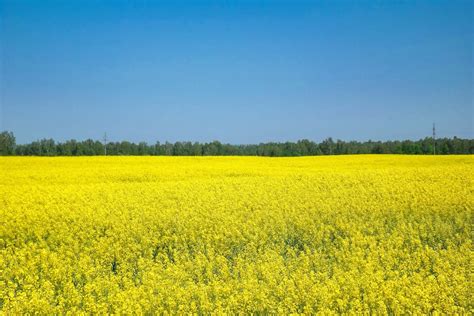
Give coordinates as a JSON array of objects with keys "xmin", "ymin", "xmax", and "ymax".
[{"xmin": 0, "ymin": 155, "xmax": 472, "ymax": 313}]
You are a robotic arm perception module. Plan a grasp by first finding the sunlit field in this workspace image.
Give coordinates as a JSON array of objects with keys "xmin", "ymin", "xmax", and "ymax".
[{"xmin": 1, "ymin": 156, "xmax": 472, "ymax": 313}]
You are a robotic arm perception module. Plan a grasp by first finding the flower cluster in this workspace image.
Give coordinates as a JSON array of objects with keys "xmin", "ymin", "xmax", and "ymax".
[{"xmin": 1, "ymin": 155, "xmax": 472, "ymax": 313}]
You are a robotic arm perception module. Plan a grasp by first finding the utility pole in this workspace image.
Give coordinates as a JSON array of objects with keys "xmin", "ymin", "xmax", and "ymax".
[
  {"xmin": 103, "ymin": 132, "xmax": 107, "ymax": 156},
  {"xmin": 432, "ymin": 123, "xmax": 436, "ymax": 155}
]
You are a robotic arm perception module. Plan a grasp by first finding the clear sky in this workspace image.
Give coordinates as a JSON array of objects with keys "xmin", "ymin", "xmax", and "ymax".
[{"xmin": 1, "ymin": 0, "xmax": 472, "ymax": 144}]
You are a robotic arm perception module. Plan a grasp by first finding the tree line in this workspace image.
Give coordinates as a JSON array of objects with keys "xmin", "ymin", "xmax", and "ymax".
[{"xmin": 1, "ymin": 131, "xmax": 473, "ymax": 156}]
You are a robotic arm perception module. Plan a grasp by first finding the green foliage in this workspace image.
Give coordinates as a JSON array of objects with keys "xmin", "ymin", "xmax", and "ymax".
[
  {"xmin": 2, "ymin": 131, "xmax": 473, "ymax": 156},
  {"xmin": 0, "ymin": 131, "xmax": 16, "ymax": 155}
]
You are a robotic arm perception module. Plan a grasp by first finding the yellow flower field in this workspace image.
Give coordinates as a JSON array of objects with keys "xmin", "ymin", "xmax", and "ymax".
[{"xmin": 0, "ymin": 156, "xmax": 473, "ymax": 314}]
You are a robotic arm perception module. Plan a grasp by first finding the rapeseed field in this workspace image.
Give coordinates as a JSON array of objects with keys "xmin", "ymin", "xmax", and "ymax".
[{"xmin": 0, "ymin": 156, "xmax": 472, "ymax": 314}]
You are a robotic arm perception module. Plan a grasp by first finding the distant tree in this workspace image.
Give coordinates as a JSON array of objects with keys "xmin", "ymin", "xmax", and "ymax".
[
  {"xmin": 118, "ymin": 141, "xmax": 132, "ymax": 155},
  {"xmin": 39, "ymin": 139, "xmax": 56, "ymax": 156},
  {"xmin": 79, "ymin": 139, "xmax": 100, "ymax": 155},
  {"xmin": 2, "ymin": 130, "xmax": 472, "ymax": 156},
  {"xmin": 163, "ymin": 142, "xmax": 174, "ymax": 156},
  {"xmin": 320, "ymin": 138, "xmax": 335, "ymax": 155},
  {"xmin": 173, "ymin": 142, "xmax": 186, "ymax": 155},
  {"xmin": 0, "ymin": 131, "xmax": 16, "ymax": 155},
  {"xmin": 137, "ymin": 142, "xmax": 149, "ymax": 155},
  {"xmin": 334, "ymin": 140, "xmax": 346, "ymax": 155},
  {"xmin": 203, "ymin": 141, "xmax": 221, "ymax": 155},
  {"xmin": 191, "ymin": 142, "xmax": 203, "ymax": 156},
  {"xmin": 371, "ymin": 142, "xmax": 385, "ymax": 154}
]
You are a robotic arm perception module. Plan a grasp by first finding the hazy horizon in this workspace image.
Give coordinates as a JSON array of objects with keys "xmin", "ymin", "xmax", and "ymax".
[{"xmin": 1, "ymin": 0, "xmax": 472, "ymax": 144}]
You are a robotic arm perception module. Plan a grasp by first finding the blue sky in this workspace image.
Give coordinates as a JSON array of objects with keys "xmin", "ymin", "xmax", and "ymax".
[{"xmin": 1, "ymin": 0, "xmax": 472, "ymax": 144}]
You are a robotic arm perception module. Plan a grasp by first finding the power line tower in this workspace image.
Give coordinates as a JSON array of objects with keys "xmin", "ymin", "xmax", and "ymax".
[
  {"xmin": 103, "ymin": 132, "xmax": 107, "ymax": 156},
  {"xmin": 432, "ymin": 123, "xmax": 436, "ymax": 155}
]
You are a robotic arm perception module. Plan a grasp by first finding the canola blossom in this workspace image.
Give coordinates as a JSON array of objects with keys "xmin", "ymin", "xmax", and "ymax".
[{"xmin": 0, "ymin": 155, "xmax": 473, "ymax": 314}]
